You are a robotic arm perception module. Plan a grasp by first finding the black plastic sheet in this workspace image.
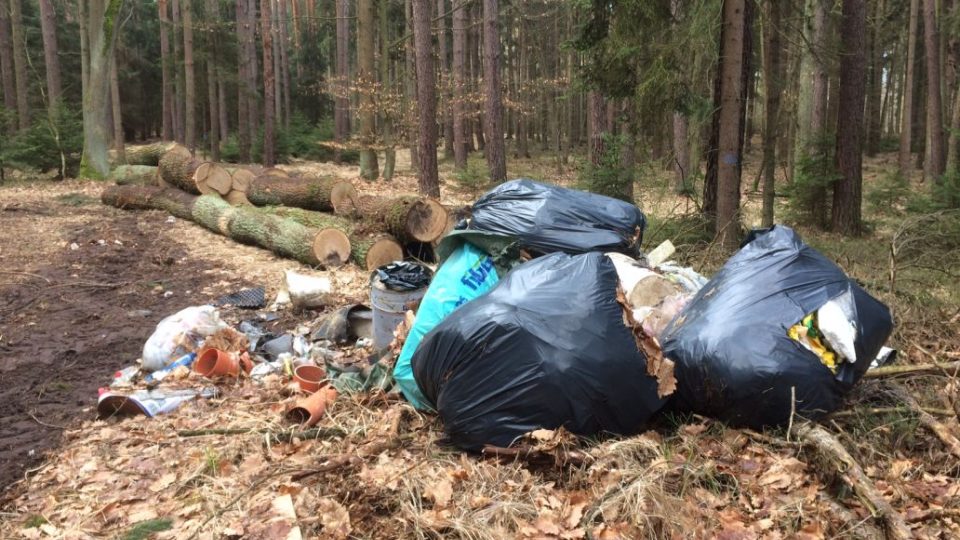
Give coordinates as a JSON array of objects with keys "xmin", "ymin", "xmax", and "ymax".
[
  {"xmin": 412, "ymin": 252, "xmax": 667, "ymax": 451},
  {"xmin": 660, "ymin": 226, "xmax": 893, "ymax": 429},
  {"xmin": 466, "ymin": 179, "xmax": 646, "ymax": 256},
  {"xmin": 374, "ymin": 262, "xmax": 433, "ymax": 292}
]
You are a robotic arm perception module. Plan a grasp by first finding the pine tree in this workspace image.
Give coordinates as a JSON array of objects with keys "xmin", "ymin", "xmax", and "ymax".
[
  {"xmin": 38, "ymin": 0, "xmax": 62, "ymax": 106},
  {"xmin": 832, "ymin": 0, "xmax": 867, "ymax": 235},
  {"xmin": 412, "ymin": 0, "xmax": 439, "ymax": 196},
  {"xmin": 482, "ymin": 0, "xmax": 506, "ymax": 183},
  {"xmin": 357, "ymin": 0, "xmax": 379, "ymax": 179},
  {"xmin": 79, "ymin": 0, "xmax": 124, "ymax": 179},
  {"xmin": 261, "ymin": 0, "xmax": 275, "ymax": 166}
]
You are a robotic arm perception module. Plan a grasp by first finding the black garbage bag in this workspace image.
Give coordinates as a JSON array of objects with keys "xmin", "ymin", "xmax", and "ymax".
[
  {"xmin": 660, "ymin": 226, "xmax": 893, "ymax": 429},
  {"xmin": 466, "ymin": 179, "xmax": 646, "ymax": 256},
  {"xmin": 412, "ymin": 251, "xmax": 667, "ymax": 451}
]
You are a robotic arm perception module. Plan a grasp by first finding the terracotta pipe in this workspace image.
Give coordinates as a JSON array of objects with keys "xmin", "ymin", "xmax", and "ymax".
[
  {"xmin": 293, "ymin": 364, "xmax": 326, "ymax": 393},
  {"xmin": 194, "ymin": 348, "xmax": 251, "ymax": 377},
  {"xmin": 285, "ymin": 386, "xmax": 338, "ymax": 427}
]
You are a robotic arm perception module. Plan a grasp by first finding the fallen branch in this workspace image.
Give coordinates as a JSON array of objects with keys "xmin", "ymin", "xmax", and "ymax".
[
  {"xmin": 795, "ymin": 422, "xmax": 912, "ymax": 540},
  {"xmin": 906, "ymin": 508, "xmax": 960, "ymax": 523},
  {"xmin": 830, "ymin": 406, "xmax": 955, "ymax": 418},
  {"xmin": 290, "ymin": 434, "xmax": 415, "ymax": 481},
  {"xmin": 481, "ymin": 444, "xmax": 592, "ymax": 467},
  {"xmin": 177, "ymin": 426, "xmax": 347, "ymax": 443},
  {"xmin": 863, "ymin": 361, "xmax": 960, "ymax": 379},
  {"xmin": 888, "ymin": 385, "xmax": 960, "ymax": 459}
]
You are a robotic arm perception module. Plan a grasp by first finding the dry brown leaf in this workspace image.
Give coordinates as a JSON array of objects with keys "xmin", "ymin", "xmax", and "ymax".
[
  {"xmin": 563, "ymin": 493, "xmax": 589, "ymax": 530},
  {"xmin": 425, "ymin": 477, "xmax": 454, "ymax": 509},
  {"xmin": 148, "ymin": 472, "xmax": 177, "ymax": 493},
  {"xmin": 616, "ymin": 287, "xmax": 676, "ymax": 397},
  {"xmin": 317, "ymin": 497, "xmax": 352, "ymax": 540},
  {"xmin": 535, "ymin": 516, "xmax": 561, "ymax": 536},
  {"xmin": 758, "ymin": 457, "xmax": 806, "ymax": 490},
  {"xmin": 271, "ymin": 494, "xmax": 298, "ymax": 521}
]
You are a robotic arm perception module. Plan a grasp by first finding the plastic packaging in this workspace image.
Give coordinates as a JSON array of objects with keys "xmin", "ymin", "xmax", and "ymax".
[
  {"xmin": 144, "ymin": 352, "xmax": 197, "ymax": 384},
  {"xmin": 466, "ymin": 179, "xmax": 647, "ymax": 256},
  {"xmin": 374, "ymin": 262, "xmax": 433, "ymax": 292},
  {"xmin": 412, "ymin": 252, "xmax": 667, "ymax": 451},
  {"xmin": 141, "ymin": 306, "xmax": 228, "ymax": 372},
  {"xmin": 394, "ymin": 242, "xmax": 500, "ymax": 410},
  {"xmin": 660, "ymin": 226, "xmax": 893, "ymax": 429}
]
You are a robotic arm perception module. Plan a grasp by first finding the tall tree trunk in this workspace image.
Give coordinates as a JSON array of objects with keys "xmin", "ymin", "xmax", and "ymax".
[
  {"xmin": 183, "ymin": 0, "xmax": 196, "ymax": 151},
  {"xmin": 8, "ymin": 0, "xmax": 29, "ymax": 130},
  {"xmin": 832, "ymin": 0, "xmax": 867, "ymax": 235},
  {"xmin": 272, "ymin": 9, "xmax": 281, "ymax": 125},
  {"xmin": 404, "ymin": 0, "xmax": 419, "ymax": 171},
  {"xmin": 452, "ymin": 0, "xmax": 468, "ymax": 170},
  {"xmin": 922, "ymin": 0, "xmax": 945, "ymax": 182},
  {"xmin": 218, "ymin": 77, "xmax": 228, "ymax": 141},
  {"xmin": 471, "ymin": 1, "xmax": 484, "ymax": 152},
  {"xmin": 172, "ymin": 0, "xmax": 185, "ymax": 143},
  {"xmin": 111, "ymin": 54, "xmax": 124, "ymax": 163},
  {"xmin": 245, "ymin": 0, "xmax": 258, "ymax": 140},
  {"xmin": 588, "ymin": 92, "xmax": 607, "ymax": 166},
  {"xmin": 900, "ymin": 0, "xmax": 918, "ymax": 178},
  {"xmin": 0, "ymin": 1, "xmax": 15, "ymax": 118},
  {"xmin": 379, "ymin": 0, "xmax": 395, "ymax": 180},
  {"xmin": 159, "ymin": 0, "xmax": 174, "ymax": 140},
  {"xmin": 261, "ymin": 0, "xmax": 275, "ymax": 166},
  {"xmin": 206, "ymin": 0, "xmax": 220, "ymax": 161},
  {"xmin": 716, "ymin": 0, "xmax": 748, "ymax": 249},
  {"xmin": 864, "ymin": 0, "xmax": 884, "ymax": 156},
  {"xmin": 237, "ymin": 0, "xmax": 251, "ymax": 161},
  {"xmin": 334, "ymin": 0, "xmax": 349, "ymax": 163},
  {"xmin": 482, "ymin": 0, "xmax": 506, "ymax": 183},
  {"xmin": 620, "ymin": 100, "xmax": 636, "ymax": 202},
  {"xmin": 38, "ymin": 0, "xmax": 62, "ymax": 106},
  {"xmin": 438, "ymin": 0, "xmax": 455, "ymax": 159},
  {"xmin": 412, "ymin": 0, "xmax": 439, "ymax": 196},
  {"xmin": 279, "ymin": 0, "xmax": 291, "ymax": 129},
  {"xmin": 357, "ymin": 0, "xmax": 379, "ymax": 179},
  {"xmin": 80, "ymin": 0, "xmax": 124, "ymax": 179},
  {"xmin": 760, "ymin": 0, "xmax": 783, "ymax": 227}
]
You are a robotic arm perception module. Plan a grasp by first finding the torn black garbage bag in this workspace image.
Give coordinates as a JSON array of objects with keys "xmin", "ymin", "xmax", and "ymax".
[
  {"xmin": 660, "ymin": 225, "xmax": 893, "ymax": 429},
  {"xmin": 466, "ymin": 179, "xmax": 646, "ymax": 256},
  {"xmin": 412, "ymin": 251, "xmax": 667, "ymax": 451}
]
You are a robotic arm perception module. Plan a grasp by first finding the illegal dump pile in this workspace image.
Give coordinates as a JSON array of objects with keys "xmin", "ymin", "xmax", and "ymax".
[{"xmin": 4, "ymin": 177, "xmax": 960, "ymax": 538}]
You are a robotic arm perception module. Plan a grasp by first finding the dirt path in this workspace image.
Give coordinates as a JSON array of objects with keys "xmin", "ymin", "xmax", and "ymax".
[{"xmin": 0, "ymin": 184, "xmax": 241, "ymax": 493}]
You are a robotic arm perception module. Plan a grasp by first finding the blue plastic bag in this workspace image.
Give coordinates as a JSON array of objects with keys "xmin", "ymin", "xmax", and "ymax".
[{"xmin": 393, "ymin": 242, "xmax": 499, "ymax": 409}]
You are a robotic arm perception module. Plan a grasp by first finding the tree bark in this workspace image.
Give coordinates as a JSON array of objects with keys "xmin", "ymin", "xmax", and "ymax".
[
  {"xmin": 864, "ymin": 0, "xmax": 884, "ymax": 156},
  {"xmin": 38, "ymin": 0, "xmax": 62, "ymax": 106},
  {"xmin": 357, "ymin": 0, "xmax": 379, "ymax": 179},
  {"xmin": 236, "ymin": 0, "xmax": 251, "ymax": 162},
  {"xmin": 922, "ymin": 0, "xmax": 945, "ymax": 182},
  {"xmin": 183, "ymin": 0, "xmax": 196, "ymax": 151},
  {"xmin": 716, "ymin": 0, "xmax": 747, "ymax": 249},
  {"xmin": 588, "ymin": 91, "xmax": 607, "ymax": 167},
  {"xmin": 8, "ymin": 0, "xmax": 29, "ymax": 130},
  {"xmin": 341, "ymin": 195, "xmax": 448, "ymax": 243},
  {"xmin": 218, "ymin": 77, "xmax": 229, "ymax": 141},
  {"xmin": 172, "ymin": 0, "xmax": 184, "ymax": 143},
  {"xmin": 159, "ymin": 0, "xmax": 174, "ymax": 140},
  {"xmin": 279, "ymin": 0, "xmax": 291, "ymax": 129},
  {"xmin": 760, "ymin": 0, "xmax": 783, "ymax": 227},
  {"xmin": 109, "ymin": 165, "xmax": 159, "ymax": 185},
  {"xmin": 111, "ymin": 55, "xmax": 125, "ymax": 163},
  {"xmin": 261, "ymin": 0, "xmax": 276, "ymax": 166},
  {"xmin": 245, "ymin": 0, "xmax": 259, "ymax": 140},
  {"xmin": 482, "ymin": 0, "xmax": 506, "ymax": 183},
  {"xmin": 438, "ymin": 0, "xmax": 455, "ymax": 159},
  {"xmin": 206, "ymin": 0, "xmax": 220, "ymax": 161},
  {"xmin": 379, "ymin": 0, "xmax": 396, "ymax": 180},
  {"xmin": 404, "ymin": 0, "xmax": 419, "ymax": 171},
  {"xmin": 334, "ymin": 0, "xmax": 350, "ymax": 163},
  {"xmin": 899, "ymin": 0, "xmax": 918, "ymax": 178},
  {"xmin": 452, "ymin": 0, "xmax": 468, "ymax": 170},
  {"xmin": 80, "ymin": 0, "xmax": 124, "ymax": 179},
  {"xmin": 246, "ymin": 173, "xmax": 358, "ymax": 212},
  {"xmin": 412, "ymin": 0, "xmax": 439, "ymax": 196},
  {"xmin": 832, "ymin": 0, "xmax": 867, "ymax": 235},
  {"xmin": 0, "ymin": 1, "xmax": 15, "ymax": 117},
  {"xmin": 121, "ymin": 141, "xmax": 176, "ymax": 166}
]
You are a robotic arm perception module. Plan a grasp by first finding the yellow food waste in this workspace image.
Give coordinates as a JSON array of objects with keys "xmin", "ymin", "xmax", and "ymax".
[{"xmin": 788, "ymin": 314, "xmax": 838, "ymax": 373}]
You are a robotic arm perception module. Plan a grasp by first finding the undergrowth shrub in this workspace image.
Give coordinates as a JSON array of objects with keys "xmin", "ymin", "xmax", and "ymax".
[
  {"xmin": 577, "ymin": 133, "xmax": 633, "ymax": 202},
  {"xmin": 785, "ymin": 134, "xmax": 838, "ymax": 228},
  {"xmin": 0, "ymin": 105, "xmax": 83, "ymax": 178}
]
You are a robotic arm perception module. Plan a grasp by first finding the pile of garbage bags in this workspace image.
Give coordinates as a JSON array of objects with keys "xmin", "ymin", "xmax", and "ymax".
[{"xmin": 393, "ymin": 180, "xmax": 895, "ymax": 451}]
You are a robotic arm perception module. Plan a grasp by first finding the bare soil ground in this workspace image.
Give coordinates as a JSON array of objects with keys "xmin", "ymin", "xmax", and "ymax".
[{"xmin": 0, "ymin": 150, "xmax": 957, "ymax": 539}]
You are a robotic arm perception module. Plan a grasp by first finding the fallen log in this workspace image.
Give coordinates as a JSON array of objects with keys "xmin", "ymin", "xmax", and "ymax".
[
  {"xmin": 109, "ymin": 165, "xmax": 158, "ymax": 186},
  {"xmin": 246, "ymin": 173, "xmax": 358, "ymax": 213},
  {"xmin": 111, "ymin": 141, "xmax": 176, "ymax": 166},
  {"xmin": 101, "ymin": 184, "xmax": 196, "ymax": 220},
  {"xmin": 795, "ymin": 422, "xmax": 912, "ymax": 540},
  {"xmin": 345, "ymin": 195, "xmax": 448, "ymax": 243},
  {"xmin": 158, "ymin": 143, "xmax": 207, "ymax": 194},
  {"xmin": 863, "ymin": 361, "xmax": 960, "ymax": 379},
  {"xmin": 261, "ymin": 206, "xmax": 402, "ymax": 270},
  {"xmin": 102, "ymin": 185, "xmax": 350, "ymax": 267},
  {"xmin": 889, "ymin": 385, "xmax": 960, "ymax": 459}
]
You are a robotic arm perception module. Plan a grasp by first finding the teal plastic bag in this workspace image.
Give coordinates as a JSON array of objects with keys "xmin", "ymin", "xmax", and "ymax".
[{"xmin": 393, "ymin": 242, "xmax": 499, "ymax": 409}]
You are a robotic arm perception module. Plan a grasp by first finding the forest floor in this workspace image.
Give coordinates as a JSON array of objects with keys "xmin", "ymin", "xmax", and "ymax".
[{"xmin": 0, "ymin": 146, "xmax": 958, "ymax": 539}]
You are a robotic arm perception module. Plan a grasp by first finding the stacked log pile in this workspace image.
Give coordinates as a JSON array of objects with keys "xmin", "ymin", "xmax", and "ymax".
[{"xmin": 101, "ymin": 143, "xmax": 448, "ymax": 270}]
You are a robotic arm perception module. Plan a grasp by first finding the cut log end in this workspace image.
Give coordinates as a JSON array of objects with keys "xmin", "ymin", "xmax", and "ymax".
[
  {"xmin": 406, "ymin": 198, "xmax": 448, "ymax": 242},
  {"xmin": 313, "ymin": 229, "xmax": 352, "ymax": 268},
  {"xmin": 330, "ymin": 181, "xmax": 359, "ymax": 214},
  {"xmin": 232, "ymin": 169, "xmax": 256, "ymax": 193},
  {"xmin": 196, "ymin": 162, "xmax": 233, "ymax": 195},
  {"xmin": 364, "ymin": 237, "xmax": 404, "ymax": 271},
  {"xmin": 225, "ymin": 190, "xmax": 254, "ymax": 206}
]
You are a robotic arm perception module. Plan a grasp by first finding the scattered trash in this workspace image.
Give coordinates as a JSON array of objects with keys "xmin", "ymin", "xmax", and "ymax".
[
  {"xmin": 249, "ymin": 359, "xmax": 284, "ymax": 379},
  {"xmin": 394, "ymin": 242, "xmax": 500, "ymax": 410},
  {"xmin": 213, "ymin": 287, "xmax": 266, "ymax": 309},
  {"xmin": 326, "ymin": 359, "xmax": 393, "ymax": 394},
  {"xmin": 284, "ymin": 269, "xmax": 333, "ymax": 310},
  {"xmin": 141, "ymin": 305, "xmax": 228, "ymax": 372},
  {"xmin": 370, "ymin": 266, "xmax": 430, "ymax": 351},
  {"xmin": 374, "ymin": 261, "xmax": 433, "ymax": 292},
  {"xmin": 293, "ymin": 364, "xmax": 326, "ymax": 393},
  {"xmin": 661, "ymin": 226, "xmax": 893, "ymax": 429},
  {"xmin": 645, "ymin": 240, "xmax": 676, "ymax": 267},
  {"xmin": 870, "ymin": 346, "xmax": 898, "ymax": 369},
  {"xmin": 238, "ymin": 320, "xmax": 266, "ymax": 350},
  {"xmin": 412, "ymin": 252, "xmax": 668, "ymax": 451},
  {"xmin": 193, "ymin": 348, "xmax": 253, "ymax": 378},
  {"xmin": 69, "ymin": 242, "xmax": 79, "ymax": 250},
  {"xmin": 262, "ymin": 334, "xmax": 295, "ymax": 359},
  {"xmin": 110, "ymin": 366, "xmax": 141, "ymax": 388},
  {"xmin": 144, "ymin": 352, "xmax": 197, "ymax": 384},
  {"xmin": 285, "ymin": 386, "xmax": 338, "ymax": 427},
  {"xmin": 465, "ymin": 179, "xmax": 647, "ymax": 256},
  {"xmin": 311, "ymin": 304, "xmax": 373, "ymax": 345},
  {"xmin": 97, "ymin": 387, "xmax": 218, "ymax": 419}
]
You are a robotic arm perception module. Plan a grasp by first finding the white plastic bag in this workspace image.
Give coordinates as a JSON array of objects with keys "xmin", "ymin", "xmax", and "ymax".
[{"xmin": 141, "ymin": 305, "xmax": 227, "ymax": 372}]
